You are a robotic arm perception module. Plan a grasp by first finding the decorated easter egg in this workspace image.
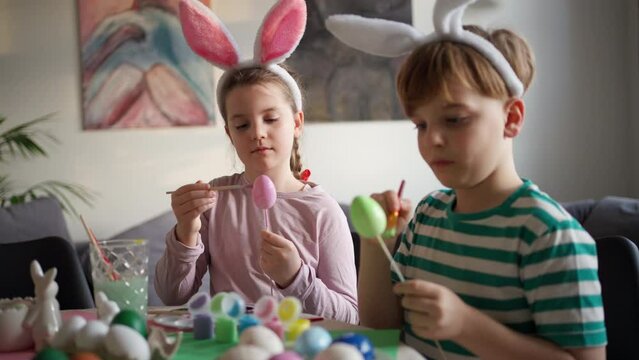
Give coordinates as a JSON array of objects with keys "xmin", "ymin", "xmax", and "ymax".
[
  {"xmin": 315, "ymin": 343, "xmax": 365, "ymax": 360},
  {"xmin": 222, "ymin": 292, "xmax": 246, "ymax": 318},
  {"xmin": 75, "ymin": 320, "xmax": 109, "ymax": 352},
  {"xmin": 350, "ymin": 196, "xmax": 387, "ymax": 238},
  {"xmin": 264, "ymin": 317, "xmax": 285, "ymax": 339},
  {"xmin": 70, "ymin": 352, "xmax": 102, "ymax": 360},
  {"xmin": 333, "ymin": 333, "xmax": 375, "ymax": 360},
  {"xmin": 51, "ymin": 315, "xmax": 87, "ymax": 351},
  {"xmin": 286, "ymin": 318, "xmax": 310, "ymax": 342},
  {"xmin": 104, "ymin": 325, "xmax": 150, "ymax": 360},
  {"xmin": 239, "ymin": 325, "xmax": 284, "ymax": 355},
  {"xmin": 252, "ymin": 175, "xmax": 277, "ymax": 209},
  {"xmin": 238, "ymin": 314, "xmax": 261, "ymax": 334},
  {"xmin": 294, "ymin": 326, "xmax": 332, "ymax": 358},
  {"xmin": 111, "ymin": 309, "xmax": 147, "ymax": 338},
  {"xmin": 210, "ymin": 292, "xmax": 228, "ymax": 315},
  {"xmin": 33, "ymin": 348, "xmax": 69, "ymax": 360},
  {"xmin": 278, "ymin": 297, "xmax": 301, "ymax": 323},
  {"xmin": 219, "ymin": 344, "xmax": 271, "ymax": 360},
  {"xmin": 269, "ymin": 351, "xmax": 303, "ymax": 360},
  {"xmin": 188, "ymin": 292, "xmax": 211, "ymax": 313},
  {"xmin": 254, "ymin": 295, "xmax": 278, "ymax": 321}
]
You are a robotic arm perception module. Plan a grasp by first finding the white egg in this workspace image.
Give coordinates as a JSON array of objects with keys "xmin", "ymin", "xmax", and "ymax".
[
  {"xmin": 238, "ymin": 325, "xmax": 284, "ymax": 355},
  {"xmin": 104, "ymin": 324, "xmax": 150, "ymax": 360},
  {"xmin": 75, "ymin": 320, "xmax": 109, "ymax": 352},
  {"xmin": 50, "ymin": 315, "xmax": 86, "ymax": 351},
  {"xmin": 315, "ymin": 343, "xmax": 365, "ymax": 360},
  {"xmin": 219, "ymin": 344, "xmax": 271, "ymax": 360}
]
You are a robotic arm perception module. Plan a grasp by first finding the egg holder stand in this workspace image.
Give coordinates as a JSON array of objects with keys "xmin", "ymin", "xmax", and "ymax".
[
  {"xmin": 166, "ymin": 291, "xmax": 399, "ymax": 359},
  {"xmin": 172, "ymin": 328, "xmax": 400, "ymax": 360},
  {"xmin": 0, "ymin": 297, "xmax": 35, "ymax": 352}
]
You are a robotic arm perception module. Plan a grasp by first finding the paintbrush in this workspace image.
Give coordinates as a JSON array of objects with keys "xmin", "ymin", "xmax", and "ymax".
[
  {"xmin": 80, "ymin": 215, "xmax": 120, "ymax": 281},
  {"xmin": 165, "ymin": 183, "xmax": 250, "ymax": 194}
]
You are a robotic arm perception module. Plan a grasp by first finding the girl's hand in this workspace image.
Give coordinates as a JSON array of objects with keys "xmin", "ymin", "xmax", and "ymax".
[
  {"xmin": 259, "ymin": 230, "xmax": 302, "ymax": 288},
  {"xmin": 371, "ymin": 190, "xmax": 412, "ymax": 243},
  {"xmin": 171, "ymin": 181, "xmax": 216, "ymax": 246},
  {"xmin": 393, "ymin": 279, "xmax": 470, "ymax": 341}
]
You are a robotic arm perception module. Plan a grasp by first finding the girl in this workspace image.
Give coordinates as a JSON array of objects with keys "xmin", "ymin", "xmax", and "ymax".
[
  {"xmin": 328, "ymin": 0, "xmax": 606, "ymax": 357},
  {"xmin": 155, "ymin": 0, "xmax": 358, "ymax": 324}
]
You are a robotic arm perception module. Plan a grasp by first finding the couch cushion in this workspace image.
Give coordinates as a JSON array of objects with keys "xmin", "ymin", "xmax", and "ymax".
[
  {"xmin": 582, "ymin": 196, "xmax": 639, "ymax": 246},
  {"xmin": 0, "ymin": 197, "xmax": 71, "ymax": 244},
  {"xmin": 561, "ymin": 199, "xmax": 597, "ymax": 225}
]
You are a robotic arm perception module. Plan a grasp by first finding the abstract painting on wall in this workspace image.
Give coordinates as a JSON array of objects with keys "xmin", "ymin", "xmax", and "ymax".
[
  {"xmin": 78, "ymin": 0, "xmax": 215, "ymax": 129},
  {"xmin": 287, "ymin": 0, "xmax": 412, "ymax": 122}
]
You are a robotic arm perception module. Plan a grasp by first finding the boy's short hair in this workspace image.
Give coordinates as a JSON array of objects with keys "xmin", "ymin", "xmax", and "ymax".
[{"xmin": 396, "ymin": 25, "xmax": 535, "ymax": 116}]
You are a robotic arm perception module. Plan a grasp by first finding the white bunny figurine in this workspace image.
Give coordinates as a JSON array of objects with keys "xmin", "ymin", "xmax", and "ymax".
[
  {"xmin": 95, "ymin": 290, "xmax": 120, "ymax": 324},
  {"xmin": 22, "ymin": 260, "xmax": 63, "ymax": 350}
]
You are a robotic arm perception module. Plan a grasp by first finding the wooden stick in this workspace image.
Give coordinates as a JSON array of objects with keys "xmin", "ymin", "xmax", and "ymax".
[
  {"xmin": 375, "ymin": 233, "xmax": 447, "ymax": 359},
  {"xmin": 375, "ymin": 235, "xmax": 405, "ymax": 282},
  {"xmin": 165, "ymin": 184, "xmax": 249, "ymax": 194}
]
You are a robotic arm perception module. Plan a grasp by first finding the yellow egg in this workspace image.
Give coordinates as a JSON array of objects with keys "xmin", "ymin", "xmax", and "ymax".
[
  {"xmin": 286, "ymin": 318, "xmax": 310, "ymax": 342},
  {"xmin": 278, "ymin": 297, "xmax": 301, "ymax": 323}
]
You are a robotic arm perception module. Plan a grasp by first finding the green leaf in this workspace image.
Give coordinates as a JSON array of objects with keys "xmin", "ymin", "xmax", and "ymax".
[
  {"xmin": 0, "ymin": 113, "xmax": 57, "ymax": 161},
  {"xmin": 0, "ymin": 114, "xmax": 97, "ymax": 217},
  {"xmin": 15, "ymin": 181, "xmax": 98, "ymax": 217}
]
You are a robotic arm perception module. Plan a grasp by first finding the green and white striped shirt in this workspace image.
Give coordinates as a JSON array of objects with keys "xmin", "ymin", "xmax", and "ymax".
[{"xmin": 392, "ymin": 180, "xmax": 607, "ymax": 359}]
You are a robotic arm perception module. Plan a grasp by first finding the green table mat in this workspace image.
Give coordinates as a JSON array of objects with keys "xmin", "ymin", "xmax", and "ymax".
[{"xmin": 173, "ymin": 329, "xmax": 400, "ymax": 359}]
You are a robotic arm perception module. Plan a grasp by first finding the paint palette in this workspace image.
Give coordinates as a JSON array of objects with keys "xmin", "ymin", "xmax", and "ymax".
[
  {"xmin": 151, "ymin": 311, "xmax": 323, "ymax": 332},
  {"xmin": 151, "ymin": 314, "xmax": 194, "ymax": 331}
]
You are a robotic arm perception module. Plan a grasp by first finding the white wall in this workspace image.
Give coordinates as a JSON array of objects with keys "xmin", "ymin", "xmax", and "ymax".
[{"xmin": 0, "ymin": 0, "xmax": 636, "ymax": 241}]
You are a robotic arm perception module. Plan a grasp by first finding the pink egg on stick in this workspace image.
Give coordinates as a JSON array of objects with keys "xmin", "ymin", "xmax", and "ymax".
[{"xmin": 252, "ymin": 175, "xmax": 277, "ymax": 230}]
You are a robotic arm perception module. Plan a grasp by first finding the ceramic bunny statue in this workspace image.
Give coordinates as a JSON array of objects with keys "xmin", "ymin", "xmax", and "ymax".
[
  {"xmin": 95, "ymin": 290, "xmax": 120, "ymax": 324},
  {"xmin": 22, "ymin": 260, "xmax": 62, "ymax": 350}
]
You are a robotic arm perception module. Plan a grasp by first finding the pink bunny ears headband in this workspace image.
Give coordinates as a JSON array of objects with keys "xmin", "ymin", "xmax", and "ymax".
[
  {"xmin": 178, "ymin": 0, "xmax": 307, "ymax": 112},
  {"xmin": 325, "ymin": 0, "xmax": 524, "ymax": 98}
]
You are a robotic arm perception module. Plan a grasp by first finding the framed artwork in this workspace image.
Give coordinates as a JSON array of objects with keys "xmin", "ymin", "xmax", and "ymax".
[
  {"xmin": 78, "ymin": 0, "xmax": 215, "ymax": 129},
  {"xmin": 287, "ymin": 0, "xmax": 412, "ymax": 122}
]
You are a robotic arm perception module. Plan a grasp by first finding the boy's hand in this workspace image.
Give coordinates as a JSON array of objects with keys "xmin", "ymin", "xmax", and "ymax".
[
  {"xmin": 394, "ymin": 279, "xmax": 470, "ymax": 341},
  {"xmin": 259, "ymin": 230, "xmax": 302, "ymax": 288},
  {"xmin": 371, "ymin": 190, "xmax": 412, "ymax": 242},
  {"xmin": 171, "ymin": 181, "xmax": 216, "ymax": 246}
]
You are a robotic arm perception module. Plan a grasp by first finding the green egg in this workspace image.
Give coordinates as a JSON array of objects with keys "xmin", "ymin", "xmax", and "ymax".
[
  {"xmin": 210, "ymin": 292, "xmax": 227, "ymax": 315},
  {"xmin": 350, "ymin": 195, "xmax": 387, "ymax": 238},
  {"xmin": 33, "ymin": 348, "xmax": 69, "ymax": 360},
  {"xmin": 111, "ymin": 309, "xmax": 147, "ymax": 337}
]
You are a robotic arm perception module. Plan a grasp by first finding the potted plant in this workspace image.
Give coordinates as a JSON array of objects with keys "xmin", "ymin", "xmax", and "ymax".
[{"xmin": 0, "ymin": 114, "xmax": 95, "ymax": 215}]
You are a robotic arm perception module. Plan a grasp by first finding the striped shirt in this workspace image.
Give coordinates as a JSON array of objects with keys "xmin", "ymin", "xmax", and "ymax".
[{"xmin": 392, "ymin": 180, "xmax": 607, "ymax": 359}]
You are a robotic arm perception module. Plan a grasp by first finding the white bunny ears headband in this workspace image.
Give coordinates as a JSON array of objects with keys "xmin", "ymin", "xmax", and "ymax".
[
  {"xmin": 178, "ymin": 0, "xmax": 307, "ymax": 112},
  {"xmin": 325, "ymin": 0, "xmax": 524, "ymax": 98}
]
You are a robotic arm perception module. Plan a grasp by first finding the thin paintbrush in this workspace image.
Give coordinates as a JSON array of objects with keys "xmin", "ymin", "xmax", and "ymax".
[{"xmin": 165, "ymin": 183, "xmax": 250, "ymax": 194}]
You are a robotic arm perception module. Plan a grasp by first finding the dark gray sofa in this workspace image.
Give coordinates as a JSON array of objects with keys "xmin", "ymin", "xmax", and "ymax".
[{"xmin": 3, "ymin": 195, "xmax": 639, "ymax": 306}]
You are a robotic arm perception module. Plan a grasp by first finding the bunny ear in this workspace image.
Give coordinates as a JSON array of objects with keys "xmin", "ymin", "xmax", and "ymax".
[
  {"xmin": 44, "ymin": 267, "xmax": 57, "ymax": 284},
  {"xmin": 178, "ymin": 0, "xmax": 240, "ymax": 70},
  {"xmin": 325, "ymin": 15, "xmax": 426, "ymax": 57},
  {"xmin": 254, "ymin": 0, "xmax": 307, "ymax": 65},
  {"xmin": 433, "ymin": 0, "xmax": 475, "ymax": 36},
  {"xmin": 30, "ymin": 260, "xmax": 44, "ymax": 279}
]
